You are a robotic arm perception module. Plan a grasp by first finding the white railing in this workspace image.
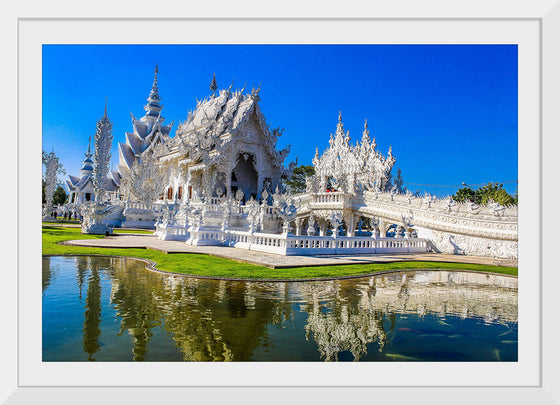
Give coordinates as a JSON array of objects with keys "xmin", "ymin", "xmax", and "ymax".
[
  {"xmin": 313, "ymin": 192, "xmax": 346, "ymax": 204},
  {"xmin": 283, "ymin": 235, "xmax": 429, "ymax": 255},
  {"xmin": 156, "ymin": 225, "xmax": 190, "ymax": 241},
  {"xmin": 125, "ymin": 201, "xmax": 153, "ymax": 210},
  {"xmin": 222, "ymin": 230, "xmax": 429, "ymax": 256}
]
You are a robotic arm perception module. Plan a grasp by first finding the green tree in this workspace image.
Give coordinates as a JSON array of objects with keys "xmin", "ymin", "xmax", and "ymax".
[
  {"xmin": 452, "ymin": 182, "xmax": 516, "ymax": 206},
  {"xmin": 488, "ymin": 188, "xmax": 515, "ymax": 206},
  {"xmin": 284, "ymin": 165, "xmax": 315, "ymax": 194},
  {"xmin": 53, "ymin": 185, "xmax": 68, "ymax": 205},
  {"xmin": 42, "ymin": 179, "xmax": 46, "ymax": 204},
  {"xmin": 452, "ymin": 187, "xmax": 478, "ymax": 204}
]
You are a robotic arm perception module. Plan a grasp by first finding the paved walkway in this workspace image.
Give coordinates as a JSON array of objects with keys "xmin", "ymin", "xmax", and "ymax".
[{"xmin": 63, "ymin": 233, "xmax": 518, "ymax": 269}]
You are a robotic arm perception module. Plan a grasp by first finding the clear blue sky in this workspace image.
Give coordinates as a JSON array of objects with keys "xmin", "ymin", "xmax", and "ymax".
[{"xmin": 42, "ymin": 44, "xmax": 518, "ymax": 197}]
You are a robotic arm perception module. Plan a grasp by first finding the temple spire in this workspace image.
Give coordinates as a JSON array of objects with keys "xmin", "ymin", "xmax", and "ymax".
[
  {"xmin": 361, "ymin": 119, "xmax": 370, "ymax": 145},
  {"xmin": 86, "ymin": 135, "xmax": 92, "ymax": 157},
  {"xmin": 80, "ymin": 136, "xmax": 94, "ymax": 175},
  {"xmin": 144, "ymin": 64, "xmax": 162, "ymax": 118},
  {"xmin": 336, "ymin": 111, "xmax": 345, "ymax": 138},
  {"xmin": 148, "ymin": 64, "xmax": 160, "ymax": 102},
  {"xmin": 210, "ymin": 73, "xmax": 218, "ymax": 95}
]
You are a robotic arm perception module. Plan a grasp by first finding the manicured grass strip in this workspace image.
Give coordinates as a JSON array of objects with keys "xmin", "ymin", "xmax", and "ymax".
[
  {"xmin": 42, "ymin": 224, "xmax": 154, "ymax": 234},
  {"xmin": 42, "ymin": 226, "xmax": 518, "ymax": 279},
  {"xmin": 42, "ymin": 220, "xmax": 80, "ymax": 225},
  {"xmin": 113, "ymin": 229, "xmax": 155, "ymax": 234}
]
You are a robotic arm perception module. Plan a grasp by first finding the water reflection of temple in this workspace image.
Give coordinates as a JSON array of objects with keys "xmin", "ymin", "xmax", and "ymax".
[
  {"xmin": 45, "ymin": 257, "xmax": 517, "ymax": 362},
  {"xmin": 117, "ymin": 262, "xmax": 516, "ymax": 361},
  {"xmin": 294, "ymin": 271, "xmax": 517, "ymax": 360}
]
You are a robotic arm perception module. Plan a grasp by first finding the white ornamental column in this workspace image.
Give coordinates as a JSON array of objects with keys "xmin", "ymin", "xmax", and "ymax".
[
  {"xmin": 294, "ymin": 218, "xmax": 302, "ymax": 236},
  {"xmin": 43, "ymin": 151, "xmax": 59, "ymax": 221}
]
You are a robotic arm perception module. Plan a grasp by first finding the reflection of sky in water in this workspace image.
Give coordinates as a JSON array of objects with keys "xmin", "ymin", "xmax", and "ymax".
[{"xmin": 42, "ymin": 256, "xmax": 518, "ymax": 362}]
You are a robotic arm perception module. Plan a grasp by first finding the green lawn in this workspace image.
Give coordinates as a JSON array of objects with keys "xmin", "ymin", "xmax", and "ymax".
[{"xmin": 42, "ymin": 225, "xmax": 518, "ymax": 279}]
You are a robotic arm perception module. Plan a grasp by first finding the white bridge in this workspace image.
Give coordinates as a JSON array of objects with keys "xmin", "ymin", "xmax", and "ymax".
[{"xmin": 118, "ymin": 188, "xmax": 518, "ymax": 259}]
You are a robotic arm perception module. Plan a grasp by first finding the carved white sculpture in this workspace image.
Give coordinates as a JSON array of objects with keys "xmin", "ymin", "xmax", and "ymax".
[
  {"xmin": 121, "ymin": 154, "xmax": 167, "ymax": 204},
  {"xmin": 43, "ymin": 150, "xmax": 59, "ymax": 221},
  {"xmin": 310, "ymin": 114, "xmax": 396, "ymax": 194},
  {"xmin": 92, "ymin": 101, "xmax": 113, "ymax": 204}
]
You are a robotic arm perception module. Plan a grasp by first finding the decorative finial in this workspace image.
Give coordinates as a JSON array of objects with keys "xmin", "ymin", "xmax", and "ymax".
[
  {"xmin": 362, "ymin": 119, "xmax": 370, "ymax": 144},
  {"xmin": 336, "ymin": 111, "xmax": 344, "ymax": 136},
  {"xmin": 149, "ymin": 65, "xmax": 160, "ymax": 102},
  {"xmin": 251, "ymin": 83, "xmax": 261, "ymax": 101},
  {"xmin": 104, "ymin": 97, "xmax": 108, "ymax": 115},
  {"xmin": 210, "ymin": 73, "xmax": 218, "ymax": 94}
]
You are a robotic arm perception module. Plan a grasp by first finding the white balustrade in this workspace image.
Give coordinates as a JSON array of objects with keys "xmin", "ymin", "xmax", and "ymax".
[{"xmin": 218, "ymin": 230, "xmax": 428, "ymax": 256}]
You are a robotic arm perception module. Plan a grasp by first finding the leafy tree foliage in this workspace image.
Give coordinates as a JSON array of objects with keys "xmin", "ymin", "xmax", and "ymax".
[
  {"xmin": 452, "ymin": 182, "xmax": 516, "ymax": 206},
  {"xmin": 452, "ymin": 187, "xmax": 478, "ymax": 203},
  {"xmin": 53, "ymin": 185, "xmax": 68, "ymax": 205},
  {"xmin": 284, "ymin": 165, "xmax": 315, "ymax": 194},
  {"xmin": 43, "ymin": 181, "xmax": 68, "ymax": 205}
]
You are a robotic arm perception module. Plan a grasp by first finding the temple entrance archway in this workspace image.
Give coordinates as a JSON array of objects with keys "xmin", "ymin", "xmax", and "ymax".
[{"xmin": 231, "ymin": 153, "xmax": 258, "ymax": 200}]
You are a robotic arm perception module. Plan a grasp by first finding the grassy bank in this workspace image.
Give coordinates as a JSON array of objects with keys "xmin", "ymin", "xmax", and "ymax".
[{"xmin": 42, "ymin": 225, "xmax": 518, "ymax": 279}]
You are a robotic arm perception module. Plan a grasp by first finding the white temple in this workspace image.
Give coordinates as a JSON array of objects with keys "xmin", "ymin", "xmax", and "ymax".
[
  {"xmin": 67, "ymin": 136, "xmax": 119, "ymax": 204},
  {"xmin": 66, "ymin": 66, "xmax": 518, "ymax": 259}
]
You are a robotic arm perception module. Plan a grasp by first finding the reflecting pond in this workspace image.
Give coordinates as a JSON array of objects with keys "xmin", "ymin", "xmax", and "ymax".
[{"xmin": 42, "ymin": 256, "xmax": 518, "ymax": 362}]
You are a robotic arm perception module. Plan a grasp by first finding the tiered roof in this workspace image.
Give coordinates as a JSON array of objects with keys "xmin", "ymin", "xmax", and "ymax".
[
  {"xmin": 67, "ymin": 135, "xmax": 120, "ymax": 195},
  {"xmin": 67, "ymin": 137, "xmax": 94, "ymax": 192},
  {"xmin": 118, "ymin": 65, "xmax": 174, "ymax": 174}
]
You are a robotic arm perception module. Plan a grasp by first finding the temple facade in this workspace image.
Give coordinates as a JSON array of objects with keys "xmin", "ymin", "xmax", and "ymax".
[
  {"xmin": 65, "ymin": 67, "xmax": 518, "ymax": 260},
  {"xmin": 154, "ymin": 85, "xmax": 293, "ymax": 204},
  {"xmin": 115, "ymin": 67, "xmax": 293, "ymax": 205}
]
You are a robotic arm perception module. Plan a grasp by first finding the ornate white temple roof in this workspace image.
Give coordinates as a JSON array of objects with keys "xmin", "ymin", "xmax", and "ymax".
[{"xmin": 164, "ymin": 84, "xmax": 291, "ymax": 175}]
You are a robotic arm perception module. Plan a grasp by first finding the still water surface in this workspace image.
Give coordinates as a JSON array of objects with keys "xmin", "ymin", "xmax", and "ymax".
[{"xmin": 43, "ymin": 256, "xmax": 518, "ymax": 362}]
